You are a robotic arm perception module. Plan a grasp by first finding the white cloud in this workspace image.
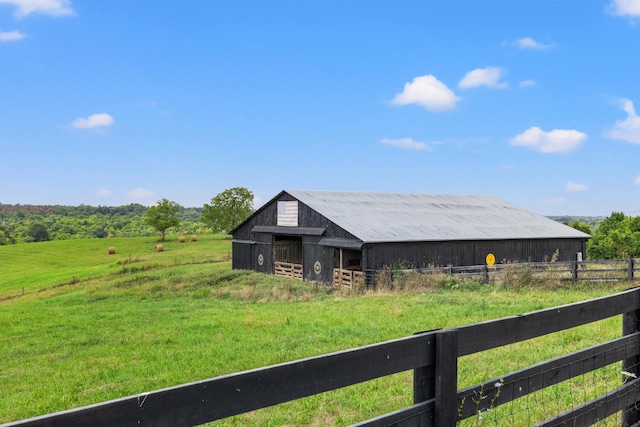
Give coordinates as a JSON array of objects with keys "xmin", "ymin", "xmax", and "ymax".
[
  {"xmin": 510, "ymin": 126, "xmax": 587, "ymax": 154},
  {"xmin": 520, "ymin": 79, "xmax": 537, "ymax": 88},
  {"xmin": 565, "ymin": 182, "xmax": 588, "ymax": 193},
  {"xmin": 95, "ymin": 188, "xmax": 112, "ymax": 197},
  {"xmin": 0, "ymin": 29, "xmax": 24, "ymax": 41},
  {"xmin": 391, "ymin": 74, "xmax": 460, "ymax": 112},
  {"xmin": 71, "ymin": 113, "xmax": 114, "ymax": 129},
  {"xmin": 608, "ymin": 0, "xmax": 640, "ymax": 16},
  {"xmin": 380, "ymin": 138, "xmax": 431, "ymax": 151},
  {"xmin": 605, "ymin": 98, "xmax": 640, "ymax": 143},
  {"xmin": 0, "ymin": 0, "xmax": 74, "ymax": 18},
  {"xmin": 128, "ymin": 188, "xmax": 155, "ymax": 199},
  {"xmin": 513, "ymin": 37, "xmax": 557, "ymax": 50},
  {"xmin": 634, "ymin": 175, "xmax": 640, "ymax": 185},
  {"xmin": 458, "ymin": 67, "xmax": 507, "ymax": 90}
]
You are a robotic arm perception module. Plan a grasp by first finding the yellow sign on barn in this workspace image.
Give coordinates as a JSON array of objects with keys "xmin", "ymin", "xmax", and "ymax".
[{"xmin": 486, "ymin": 253, "xmax": 495, "ymax": 266}]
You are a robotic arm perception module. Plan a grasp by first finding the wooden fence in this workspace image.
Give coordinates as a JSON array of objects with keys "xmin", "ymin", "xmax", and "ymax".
[
  {"xmin": 274, "ymin": 261, "xmax": 303, "ymax": 280},
  {"xmin": 5, "ymin": 287, "xmax": 640, "ymax": 426},
  {"xmin": 363, "ymin": 258, "xmax": 640, "ymax": 288},
  {"xmin": 333, "ymin": 268, "xmax": 364, "ymax": 288}
]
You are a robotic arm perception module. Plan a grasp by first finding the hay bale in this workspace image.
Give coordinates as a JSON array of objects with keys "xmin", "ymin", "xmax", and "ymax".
[
  {"xmin": 155, "ymin": 244, "xmax": 164, "ymax": 252},
  {"xmin": 178, "ymin": 236, "xmax": 186, "ymax": 243},
  {"xmin": 183, "ymin": 230, "xmax": 189, "ymax": 235},
  {"xmin": 107, "ymin": 247, "xmax": 116, "ymax": 255},
  {"xmin": 107, "ymin": 233, "xmax": 114, "ymax": 238},
  {"xmin": 190, "ymin": 235, "xmax": 198, "ymax": 242},
  {"xmin": 156, "ymin": 231, "xmax": 163, "ymax": 237}
]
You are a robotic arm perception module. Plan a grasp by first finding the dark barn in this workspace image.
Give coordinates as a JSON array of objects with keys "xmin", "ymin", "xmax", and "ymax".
[{"xmin": 230, "ymin": 190, "xmax": 591, "ymax": 285}]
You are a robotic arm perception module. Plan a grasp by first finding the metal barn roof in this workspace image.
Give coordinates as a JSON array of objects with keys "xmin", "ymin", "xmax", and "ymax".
[{"xmin": 285, "ymin": 190, "xmax": 591, "ymax": 243}]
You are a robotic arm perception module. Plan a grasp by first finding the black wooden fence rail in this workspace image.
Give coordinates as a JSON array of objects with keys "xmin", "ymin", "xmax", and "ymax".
[
  {"xmin": 364, "ymin": 258, "xmax": 640, "ymax": 287},
  {"xmin": 5, "ymin": 287, "xmax": 640, "ymax": 427}
]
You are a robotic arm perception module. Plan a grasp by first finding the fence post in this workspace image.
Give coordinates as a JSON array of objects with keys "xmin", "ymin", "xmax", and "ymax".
[
  {"xmin": 483, "ymin": 265, "xmax": 489, "ymax": 284},
  {"xmin": 571, "ymin": 261, "xmax": 578, "ymax": 283},
  {"xmin": 628, "ymin": 259, "xmax": 635, "ymax": 281},
  {"xmin": 623, "ymin": 296, "xmax": 640, "ymax": 426},
  {"xmin": 413, "ymin": 333, "xmax": 435, "ymax": 404},
  {"xmin": 435, "ymin": 329, "xmax": 458, "ymax": 426}
]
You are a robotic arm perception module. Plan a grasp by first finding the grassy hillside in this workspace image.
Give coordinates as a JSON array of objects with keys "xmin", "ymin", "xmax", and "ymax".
[
  {"xmin": 0, "ymin": 234, "xmax": 231, "ymax": 295},
  {"xmin": 0, "ymin": 238, "xmax": 630, "ymax": 425}
]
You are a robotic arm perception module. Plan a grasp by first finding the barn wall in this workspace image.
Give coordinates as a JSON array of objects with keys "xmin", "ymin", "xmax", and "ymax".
[
  {"xmin": 365, "ymin": 238, "xmax": 587, "ymax": 270},
  {"xmin": 232, "ymin": 202, "xmax": 278, "ymax": 241},
  {"xmin": 303, "ymin": 237, "xmax": 334, "ymax": 283},
  {"xmin": 252, "ymin": 242, "xmax": 273, "ymax": 274},
  {"xmin": 232, "ymin": 241, "xmax": 251, "ymax": 270},
  {"xmin": 231, "ymin": 192, "xmax": 357, "ymax": 283}
]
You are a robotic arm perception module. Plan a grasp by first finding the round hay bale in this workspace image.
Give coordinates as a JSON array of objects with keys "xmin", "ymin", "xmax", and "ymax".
[
  {"xmin": 107, "ymin": 247, "xmax": 116, "ymax": 255},
  {"xmin": 183, "ymin": 230, "xmax": 189, "ymax": 235},
  {"xmin": 190, "ymin": 235, "xmax": 198, "ymax": 242},
  {"xmin": 178, "ymin": 236, "xmax": 186, "ymax": 243},
  {"xmin": 155, "ymin": 244, "xmax": 164, "ymax": 252}
]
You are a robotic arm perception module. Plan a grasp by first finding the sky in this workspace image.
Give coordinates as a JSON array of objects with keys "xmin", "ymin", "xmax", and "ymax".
[{"xmin": 1, "ymin": 0, "xmax": 639, "ymax": 216}]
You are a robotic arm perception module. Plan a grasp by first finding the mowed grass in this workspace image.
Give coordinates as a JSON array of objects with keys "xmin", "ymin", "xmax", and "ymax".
[
  {"xmin": 0, "ymin": 237, "xmax": 632, "ymax": 425},
  {"xmin": 0, "ymin": 234, "xmax": 232, "ymax": 295}
]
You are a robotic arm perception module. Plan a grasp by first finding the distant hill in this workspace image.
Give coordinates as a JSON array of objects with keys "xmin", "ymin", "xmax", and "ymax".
[
  {"xmin": 0, "ymin": 203, "xmax": 205, "ymax": 244},
  {"xmin": 547, "ymin": 216, "xmax": 604, "ymax": 227}
]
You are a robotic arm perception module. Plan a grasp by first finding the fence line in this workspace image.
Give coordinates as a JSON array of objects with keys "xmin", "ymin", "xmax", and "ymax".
[
  {"xmin": 363, "ymin": 258, "xmax": 640, "ymax": 287},
  {"xmin": 5, "ymin": 287, "xmax": 640, "ymax": 426}
]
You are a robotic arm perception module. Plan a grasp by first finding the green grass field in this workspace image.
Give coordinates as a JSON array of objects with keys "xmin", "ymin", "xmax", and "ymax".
[
  {"xmin": 0, "ymin": 234, "xmax": 232, "ymax": 295},
  {"xmin": 0, "ymin": 236, "xmax": 631, "ymax": 425}
]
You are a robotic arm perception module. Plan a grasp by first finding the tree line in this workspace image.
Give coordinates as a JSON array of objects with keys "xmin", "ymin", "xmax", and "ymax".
[{"xmin": 0, "ymin": 187, "xmax": 254, "ymax": 244}]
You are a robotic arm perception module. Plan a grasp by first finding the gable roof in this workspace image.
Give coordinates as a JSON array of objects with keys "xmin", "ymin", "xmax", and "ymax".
[{"xmin": 284, "ymin": 190, "xmax": 590, "ymax": 243}]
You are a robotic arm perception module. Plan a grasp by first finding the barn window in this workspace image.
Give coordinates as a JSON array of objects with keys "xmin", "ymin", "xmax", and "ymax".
[{"xmin": 277, "ymin": 201, "xmax": 298, "ymax": 227}]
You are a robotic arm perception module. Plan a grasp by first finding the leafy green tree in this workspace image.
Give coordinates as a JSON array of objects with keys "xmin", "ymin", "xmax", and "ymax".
[
  {"xmin": 144, "ymin": 198, "xmax": 181, "ymax": 241},
  {"xmin": 569, "ymin": 221, "xmax": 592, "ymax": 236},
  {"xmin": 587, "ymin": 212, "xmax": 640, "ymax": 259},
  {"xmin": 0, "ymin": 225, "xmax": 15, "ymax": 245},
  {"xmin": 26, "ymin": 222, "xmax": 50, "ymax": 242},
  {"xmin": 202, "ymin": 187, "xmax": 254, "ymax": 233}
]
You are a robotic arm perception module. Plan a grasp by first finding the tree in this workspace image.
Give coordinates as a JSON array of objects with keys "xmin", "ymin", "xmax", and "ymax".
[
  {"xmin": 202, "ymin": 187, "xmax": 254, "ymax": 233},
  {"xmin": 26, "ymin": 222, "xmax": 50, "ymax": 242},
  {"xmin": 144, "ymin": 198, "xmax": 181, "ymax": 241},
  {"xmin": 587, "ymin": 212, "xmax": 640, "ymax": 259},
  {"xmin": 0, "ymin": 226, "xmax": 15, "ymax": 245},
  {"xmin": 569, "ymin": 221, "xmax": 592, "ymax": 236}
]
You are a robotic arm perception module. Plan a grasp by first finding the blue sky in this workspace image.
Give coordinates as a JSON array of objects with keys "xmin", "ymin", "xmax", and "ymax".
[{"xmin": 1, "ymin": 0, "xmax": 639, "ymax": 216}]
